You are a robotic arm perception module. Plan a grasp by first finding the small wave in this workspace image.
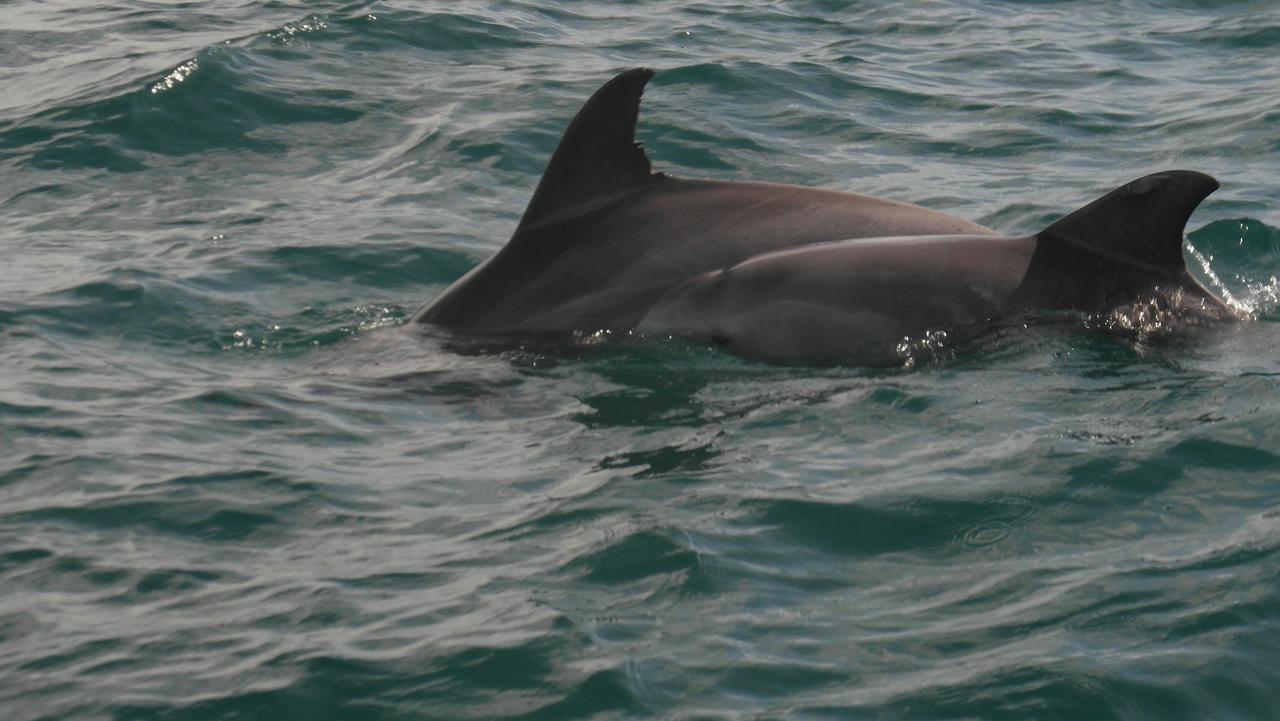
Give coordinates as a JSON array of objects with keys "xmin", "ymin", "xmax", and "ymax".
[
  {"xmin": 266, "ymin": 16, "xmax": 329, "ymax": 46},
  {"xmin": 3, "ymin": 22, "xmax": 365, "ymax": 171},
  {"xmin": 743, "ymin": 495, "xmax": 1035, "ymax": 557},
  {"xmin": 8, "ymin": 497, "xmax": 284, "ymax": 543},
  {"xmin": 1186, "ymin": 218, "xmax": 1280, "ymax": 320},
  {"xmin": 341, "ymin": 10, "xmax": 536, "ymax": 52},
  {"xmin": 1153, "ymin": 16, "xmax": 1280, "ymax": 51},
  {"xmin": 23, "ymin": 275, "xmax": 200, "ymax": 343},
  {"xmin": 212, "ymin": 303, "xmax": 408, "ymax": 353},
  {"xmin": 561, "ymin": 528, "xmax": 711, "ymax": 594},
  {"xmin": 147, "ymin": 59, "xmax": 198, "ymax": 95},
  {"xmin": 244, "ymin": 244, "xmax": 473, "ymax": 290},
  {"xmin": 596, "ymin": 440, "xmax": 723, "ymax": 479},
  {"xmin": 9, "ymin": 265, "xmax": 425, "ymax": 356}
]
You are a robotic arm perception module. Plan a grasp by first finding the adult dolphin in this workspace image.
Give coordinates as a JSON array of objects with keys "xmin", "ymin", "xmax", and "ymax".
[
  {"xmin": 414, "ymin": 68, "xmax": 993, "ymax": 335},
  {"xmin": 638, "ymin": 170, "xmax": 1233, "ymax": 364}
]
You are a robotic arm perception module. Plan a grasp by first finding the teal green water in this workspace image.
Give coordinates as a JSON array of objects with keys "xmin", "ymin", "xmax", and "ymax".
[{"xmin": 3, "ymin": 2, "xmax": 1280, "ymax": 719}]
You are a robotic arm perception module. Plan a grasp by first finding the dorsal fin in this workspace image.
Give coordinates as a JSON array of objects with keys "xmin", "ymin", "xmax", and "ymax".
[
  {"xmin": 1037, "ymin": 170, "xmax": 1218, "ymax": 277},
  {"xmin": 1014, "ymin": 170, "xmax": 1222, "ymax": 312},
  {"xmin": 516, "ymin": 68, "xmax": 665, "ymax": 232}
]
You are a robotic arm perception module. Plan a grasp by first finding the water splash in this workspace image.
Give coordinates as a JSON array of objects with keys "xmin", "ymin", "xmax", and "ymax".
[
  {"xmin": 1088, "ymin": 285, "xmax": 1240, "ymax": 343},
  {"xmin": 1242, "ymin": 274, "xmax": 1279, "ymax": 318},
  {"xmin": 268, "ymin": 17, "xmax": 329, "ymax": 45},
  {"xmin": 149, "ymin": 60, "xmax": 198, "ymax": 94},
  {"xmin": 1185, "ymin": 220, "xmax": 1280, "ymax": 320},
  {"xmin": 218, "ymin": 305, "xmax": 406, "ymax": 353},
  {"xmin": 1186, "ymin": 239, "xmax": 1242, "ymax": 311},
  {"xmin": 895, "ymin": 329, "xmax": 952, "ymax": 369},
  {"xmin": 574, "ymin": 328, "xmax": 617, "ymax": 346}
]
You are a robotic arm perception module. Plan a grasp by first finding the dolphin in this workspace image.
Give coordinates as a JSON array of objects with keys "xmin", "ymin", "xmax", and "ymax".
[
  {"xmin": 414, "ymin": 68, "xmax": 994, "ymax": 335},
  {"xmin": 638, "ymin": 170, "xmax": 1233, "ymax": 364}
]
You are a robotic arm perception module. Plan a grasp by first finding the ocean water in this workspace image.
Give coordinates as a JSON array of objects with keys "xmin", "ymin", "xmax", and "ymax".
[{"xmin": 3, "ymin": 1, "xmax": 1280, "ymax": 719}]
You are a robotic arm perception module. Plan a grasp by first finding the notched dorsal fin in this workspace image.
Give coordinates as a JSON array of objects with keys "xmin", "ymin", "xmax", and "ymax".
[
  {"xmin": 517, "ymin": 67, "xmax": 665, "ymax": 232},
  {"xmin": 1037, "ymin": 170, "xmax": 1219, "ymax": 277}
]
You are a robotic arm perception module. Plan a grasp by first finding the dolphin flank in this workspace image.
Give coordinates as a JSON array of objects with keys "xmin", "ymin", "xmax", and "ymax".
[{"xmin": 638, "ymin": 170, "xmax": 1231, "ymax": 363}]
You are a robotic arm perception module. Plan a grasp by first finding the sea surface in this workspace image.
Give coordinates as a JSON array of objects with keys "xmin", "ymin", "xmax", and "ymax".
[{"xmin": 3, "ymin": 2, "xmax": 1280, "ymax": 719}]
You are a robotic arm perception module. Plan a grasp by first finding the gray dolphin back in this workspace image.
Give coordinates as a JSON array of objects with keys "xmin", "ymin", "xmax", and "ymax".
[
  {"xmin": 413, "ymin": 68, "xmax": 994, "ymax": 335},
  {"xmin": 639, "ymin": 170, "xmax": 1228, "ymax": 365}
]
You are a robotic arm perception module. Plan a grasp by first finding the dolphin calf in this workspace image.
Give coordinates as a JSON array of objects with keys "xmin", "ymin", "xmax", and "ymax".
[
  {"xmin": 414, "ymin": 68, "xmax": 993, "ymax": 335},
  {"xmin": 638, "ymin": 170, "xmax": 1232, "ymax": 364}
]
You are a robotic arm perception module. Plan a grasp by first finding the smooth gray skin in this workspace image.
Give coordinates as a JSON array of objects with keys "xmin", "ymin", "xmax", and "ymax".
[
  {"xmin": 638, "ymin": 234, "xmax": 1037, "ymax": 364},
  {"xmin": 639, "ymin": 172, "xmax": 1232, "ymax": 364},
  {"xmin": 422, "ymin": 179, "xmax": 993, "ymax": 334},
  {"xmin": 414, "ymin": 68, "xmax": 992, "ymax": 335}
]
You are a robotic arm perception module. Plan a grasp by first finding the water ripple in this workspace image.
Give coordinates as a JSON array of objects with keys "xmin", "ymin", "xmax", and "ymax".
[{"xmin": 2, "ymin": 1, "xmax": 1279, "ymax": 719}]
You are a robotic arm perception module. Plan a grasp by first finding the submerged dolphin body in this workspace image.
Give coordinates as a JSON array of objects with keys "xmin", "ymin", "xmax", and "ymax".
[
  {"xmin": 638, "ymin": 170, "xmax": 1232, "ymax": 364},
  {"xmin": 414, "ymin": 68, "xmax": 993, "ymax": 335}
]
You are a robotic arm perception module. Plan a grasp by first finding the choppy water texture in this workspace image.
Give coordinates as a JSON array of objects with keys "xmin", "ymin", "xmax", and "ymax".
[{"xmin": 3, "ymin": 2, "xmax": 1280, "ymax": 719}]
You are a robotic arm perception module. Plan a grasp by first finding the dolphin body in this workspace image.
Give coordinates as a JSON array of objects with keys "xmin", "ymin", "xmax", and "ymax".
[
  {"xmin": 638, "ymin": 170, "xmax": 1231, "ymax": 364},
  {"xmin": 416, "ymin": 68, "xmax": 1231, "ymax": 364},
  {"xmin": 414, "ymin": 68, "xmax": 994, "ymax": 335}
]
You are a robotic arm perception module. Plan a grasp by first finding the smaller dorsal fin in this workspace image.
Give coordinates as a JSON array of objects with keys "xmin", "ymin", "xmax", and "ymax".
[
  {"xmin": 1037, "ymin": 170, "xmax": 1219, "ymax": 277},
  {"xmin": 1013, "ymin": 170, "xmax": 1223, "ymax": 313},
  {"xmin": 516, "ymin": 68, "xmax": 664, "ymax": 232}
]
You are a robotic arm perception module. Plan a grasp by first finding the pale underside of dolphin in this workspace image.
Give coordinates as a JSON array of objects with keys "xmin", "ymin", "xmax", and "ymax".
[
  {"xmin": 638, "ymin": 170, "xmax": 1231, "ymax": 364},
  {"xmin": 413, "ymin": 68, "xmax": 993, "ymax": 335}
]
